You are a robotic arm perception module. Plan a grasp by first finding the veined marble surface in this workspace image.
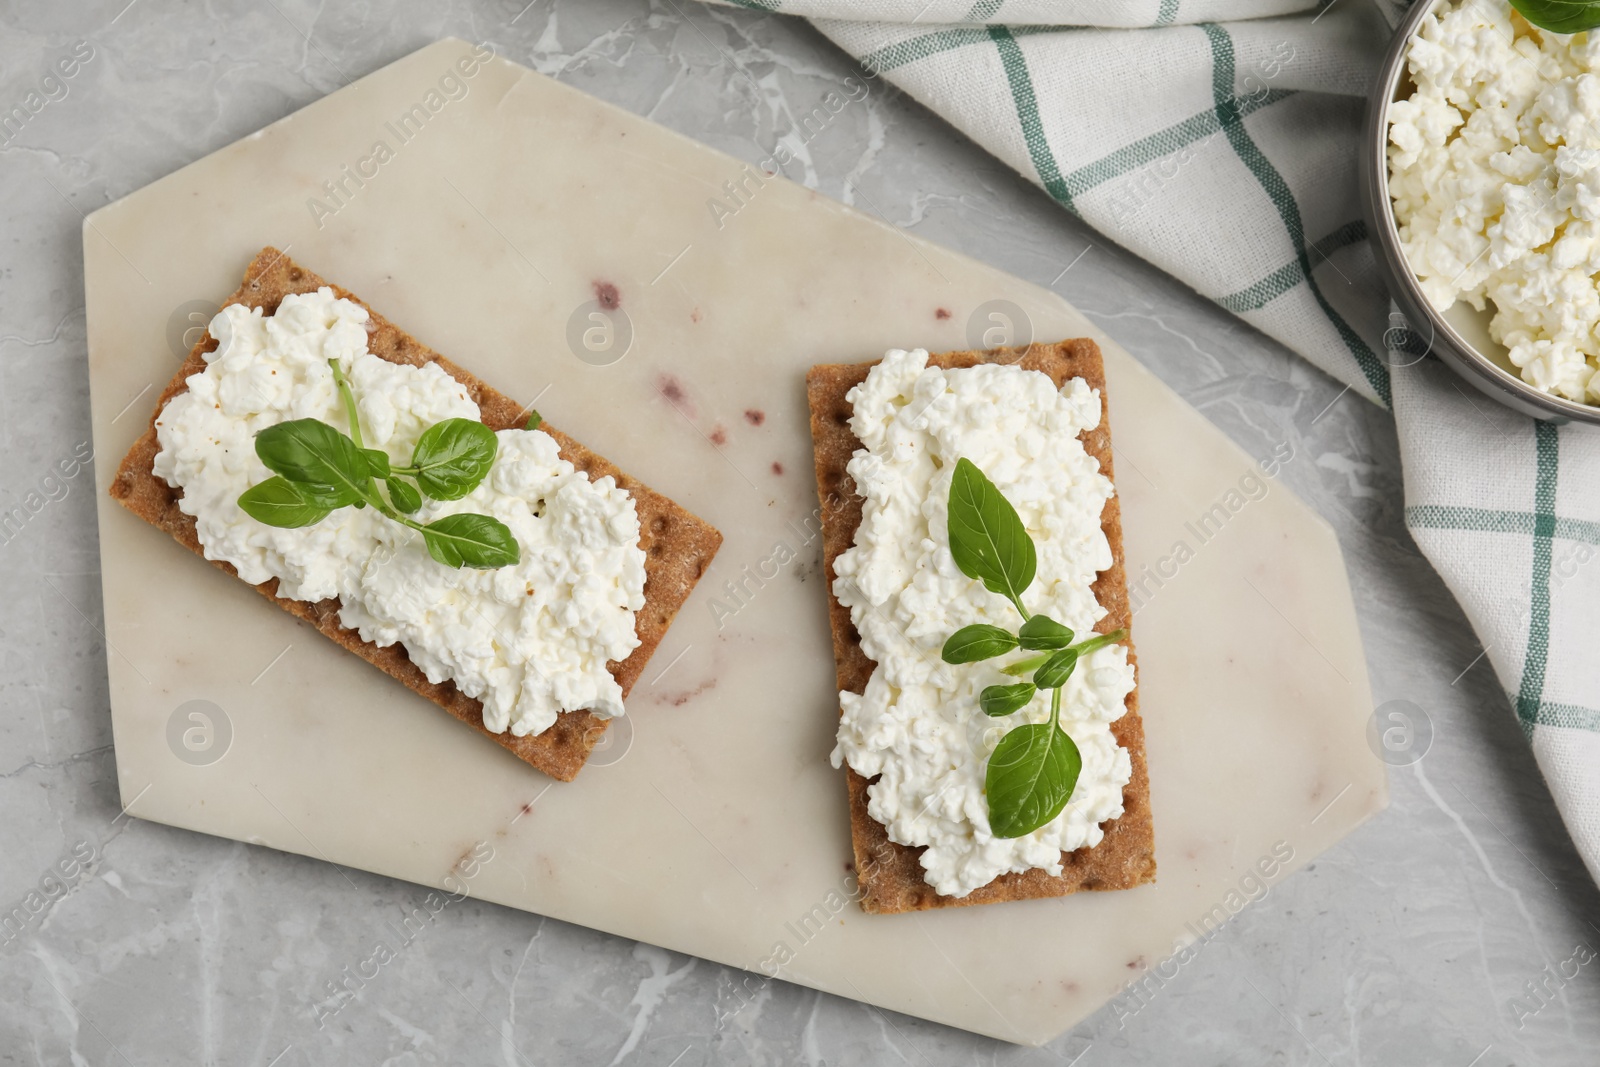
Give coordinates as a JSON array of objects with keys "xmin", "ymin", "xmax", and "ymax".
[{"xmin": 2, "ymin": 2, "xmax": 1597, "ymax": 1065}]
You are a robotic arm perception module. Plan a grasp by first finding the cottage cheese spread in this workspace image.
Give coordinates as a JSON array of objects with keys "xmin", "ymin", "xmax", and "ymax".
[
  {"xmin": 830, "ymin": 349, "xmax": 1135, "ymax": 898},
  {"xmin": 1389, "ymin": 0, "xmax": 1600, "ymax": 402},
  {"xmin": 152, "ymin": 288, "xmax": 646, "ymax": 737}
]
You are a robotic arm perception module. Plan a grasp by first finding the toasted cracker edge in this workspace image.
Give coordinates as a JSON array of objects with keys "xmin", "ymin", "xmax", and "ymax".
[
  {"xmin": 806, "ymin": 341, "xmax": 1155, "ymax": 913},
  {"xmin": 110, "ymin": 247, "xmax": 723, "ymax": 782}
]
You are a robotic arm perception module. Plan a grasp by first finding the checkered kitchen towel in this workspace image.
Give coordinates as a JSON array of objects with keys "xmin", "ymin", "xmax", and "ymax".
[{"xmin": 702, "ymin": 0, "xmax": 1600, "ymax": 886}]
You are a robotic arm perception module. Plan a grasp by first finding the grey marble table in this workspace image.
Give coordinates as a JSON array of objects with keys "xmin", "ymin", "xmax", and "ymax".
[{"xmin": 3, "ymin": 1, "xmax": 1598, "ymax": 1064}]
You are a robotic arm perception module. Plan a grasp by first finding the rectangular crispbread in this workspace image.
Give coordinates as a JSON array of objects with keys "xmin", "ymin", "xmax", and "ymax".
[
  {"xmin": 806, "ymin": 341, "xmax": 1155, "ymax": 913},
  {"xmin": 111, "ymin": 248, "xmax": 722, "ymax": 782}
]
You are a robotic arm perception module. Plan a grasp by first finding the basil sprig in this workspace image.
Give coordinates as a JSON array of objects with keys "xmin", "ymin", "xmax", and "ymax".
[
  {"xmin": 236, "ymin": 359, "xmax": 519, "ymax": 569},
  {"xmin": 941, "ymin": 458, "xmax": 1126, "ymax": 839},
  {"xmin": 1509, "ymin": 0, "xmax": 1600, "ymax": 34}
]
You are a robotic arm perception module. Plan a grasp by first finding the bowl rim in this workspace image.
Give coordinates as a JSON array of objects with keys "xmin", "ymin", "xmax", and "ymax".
[{"xmin": 1362, "ymin": 0, "xmax": 1600, "ymax": 425}]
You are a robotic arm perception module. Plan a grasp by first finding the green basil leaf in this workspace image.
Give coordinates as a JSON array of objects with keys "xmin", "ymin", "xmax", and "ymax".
[
  {"xmin": 980, "ymin": 682, "xmax": 1036, "ymax": 718},
  {"xmin": 411, "ymin": 418, "xmax": 498, "ymax": 500},
  {"xmin": 422, "ymin": 513, "xmax": 520, "ymax": 568},
  {"xmin": 254, "ymin": 419, "xmax": 369, "ymax": 506},
  {"xmin": 237, "ymin": 477, "xmax": 333, "ymax": 529},
  {"xmin": 525, "ymin": 409, "xmax": 543, "ymax": 431},
  {"xmin": 387, "ymin": 476, "xmax": 422, "ymax": 514},
  {"xmin": 985, "ymin": 721, "xmax": 1081, "ymax": 838},
  {"xmin": 941, "ymin": 624, "xmax": 1019, "ymax": 664},
  {"xmin": 1509, "ymin": 0, "xmax": 1600, "ymax": 33},
  {"xmin": 288, "ymin": 480, "xmax": 353, "ymax": 509},
  {"xmin": 947, "ymin": 458, "xmax": 1035, "ymax": 612},
  {"xmin": 1018, "ymin": 614, "xmax": 1074, "ymax": 651},
  {"xmin": 362, "ymin": 448, "xmax": 392, "ymax": 478},
  {"xmin": 1032, "ymin": 647, "xmax": 1079, "ymax": 690}
]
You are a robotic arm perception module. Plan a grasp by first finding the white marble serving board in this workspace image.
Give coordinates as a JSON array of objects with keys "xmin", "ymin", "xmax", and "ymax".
[{"xmin": 82, "ymin": 39, "xmax": 1386, "ymax": 1045}]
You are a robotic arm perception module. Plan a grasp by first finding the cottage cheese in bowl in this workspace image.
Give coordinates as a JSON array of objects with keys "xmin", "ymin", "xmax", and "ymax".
[{"xmin": 1388, "ymin": 0, "xmax": 1600, "ymax": 403}]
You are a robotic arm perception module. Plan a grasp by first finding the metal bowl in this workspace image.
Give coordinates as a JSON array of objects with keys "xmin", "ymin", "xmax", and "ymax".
[{"xmin": 1360, "ymin": 0, "xmax": 1600, "ymax": 424}]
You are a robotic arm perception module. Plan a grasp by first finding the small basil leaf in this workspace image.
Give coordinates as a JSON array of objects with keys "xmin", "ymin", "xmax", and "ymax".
[
  {"xmin": 1032, "ymin": 647, "xmax": 1079, "ymax": 690},
  {"xmin": 237, "ymin": 477, "xmax": 333, "ymax": 529},
  {"xmin": 947, "ymin": 458, "xmax": 1036, "ymax": 611},
  {"xmin": 254, "ymin": 419, "xmax": 369, "ymax": 506},
  {"xmin": 362, "ymin": 448, "xmax": 391, "ymax": 478},
  {"xmin": 412, "ymin": 418, "xmax": 498, "ymax": 501},
  {"xmin": 985, "ymin": 721, "xmax": 1082, "ymax": 838},
  {"xmin": 980, "ymin": 683, "xmax": 1036, "ymax": 718},
  {"xmin": 1508, "ymin": 0, "xmax": 1600, "ymax": 34},
  {"xmin": 525, "ymin": 409, "xmax": 543, "ymax": 431},
  {"xmin": 1018, "ymin": 614, "xmax": 1074, "ymax": 651},
  {"xmin": 941, "ymin": 624, "xmax": 1019, "ymax": 664},
  {"xmin": 423, "ymin": 513, "xmax": 520, "ymax": 569},
  {"xmin": 387, "ymin": 476, "xmax": 422, "ymax": 514}
]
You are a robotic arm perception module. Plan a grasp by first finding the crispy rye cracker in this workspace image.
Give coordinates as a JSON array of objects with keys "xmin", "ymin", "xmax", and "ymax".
[
  {"xmin": 110, "ymin": 248, "xmax": 722, "ymax": 782},
  {"xmin": 806, "ymin": 341, "xmax": 1155, "ymax": 913}
]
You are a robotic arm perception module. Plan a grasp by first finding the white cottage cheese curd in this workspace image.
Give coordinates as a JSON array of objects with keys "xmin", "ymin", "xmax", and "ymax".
[
  {"xmin": 830, "ymin": 349, "xmax": 1135, "ymax": 898},
  {"xmin": 1389, "ymin": 0, "xmax": 1600, "ymax": 402},
  {"xmin": 152, "ymin": 288, "xmax": 645, "ymax": 737}
]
